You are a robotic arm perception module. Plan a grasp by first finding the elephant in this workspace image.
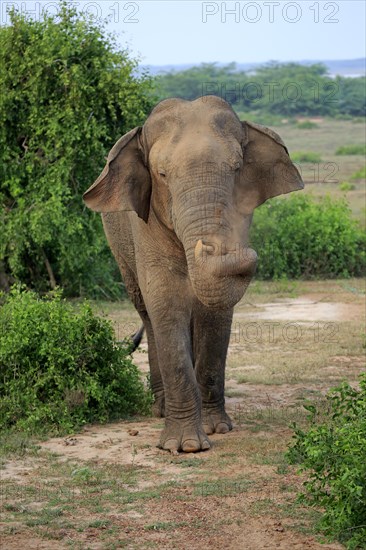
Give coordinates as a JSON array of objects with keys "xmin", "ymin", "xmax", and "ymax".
[{"xmin": 83, "ymin": 95, "xmax": 303, "ymax": 453}]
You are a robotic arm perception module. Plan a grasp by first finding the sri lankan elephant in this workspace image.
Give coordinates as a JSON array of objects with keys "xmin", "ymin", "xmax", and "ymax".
[{"xmin": 83, "ymin": 96, "xmax": 303, "ymax": 453}]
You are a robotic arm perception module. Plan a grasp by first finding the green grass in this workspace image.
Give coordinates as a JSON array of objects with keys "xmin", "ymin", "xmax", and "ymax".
[
  {"xmin": 0, "ymin": 457, "xmax": 170, "ymax": 531},
  {"xmin": 351, "ymin": 166, "xmax": 366, "ymax": 179},
  {"xmin": 339, "ymin": 181, "xmax": 356, "ymax": 191},
  {"xmin": 144, "ymin": 521, "xmax": 189, "ymax": 531},
  {"xmin": 271, "ymin": 118, "xmax": 366, "ymax": 189},
  {"xmin": 173, "ymin": 457, "xmax": 205, "ymax": 468},
  {"xmin": 0, "ymin": 431, "xmax": 41, "ymax": 463},
  {"xmin": 336, "ymin": 144, "xmax": 366, "ymax": 156},
  {"xmin": 227, "ymin": 319, "xmax": 363, "ymax": 386},
  {"xmin": 296, "ymin": 121, "xmax": 319, "ymax": 129},
  {"xmin": 291, "ymin": 151, "xmax": 322, "ymax": 163},
  {"xmin": 193, "ymin": 478, "xmax": 253, "ymax": 497},
  {"xmin": 240, "ymin": 278, "xmax": 301, "ymax": 300},
  {"xmin": 231, "ymin": 402, "xmax": 312, "ymax": 429},
  {"xmin": 235, "ymin": 109, "xmax": 286, "ymax": 127}
]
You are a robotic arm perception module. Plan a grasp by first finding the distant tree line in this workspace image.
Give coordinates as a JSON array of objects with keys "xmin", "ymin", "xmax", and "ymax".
[{"xmin": 156, "ymin": 62, "xmax": 365, "ymax": 117}]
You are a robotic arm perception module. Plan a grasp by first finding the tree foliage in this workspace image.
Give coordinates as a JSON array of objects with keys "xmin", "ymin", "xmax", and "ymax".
[{"xmin": 0, "ymin": 4, "xmax": 155, "ymax": 297}]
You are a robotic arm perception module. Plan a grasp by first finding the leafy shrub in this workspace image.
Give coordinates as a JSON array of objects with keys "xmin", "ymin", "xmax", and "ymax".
[
  {"xmin": 339, "ymin": 182, "xmax": 356, "ymax": 191},
  {"xmin": 291, "ymin": 151, "xmax": 322, "ymax": 163},
  {"xmin": 296, "ymin": 120, "xmax": 318, "ymax": 129},
  {"xmin": 0, "ymin": 287, "xmax": 151, "ymax": 434},
  {"xmin": 287, "ymin": 374, "xmax": 366, "ymax": 549},
  {"xmin": 250, "ymin": 194, "xmax": 366, "ymax": 279},
  {"xmin": 351, "ymin": 166, "xmax": 366, "ymax": 180},
  {"xmin": 336, "ymin": 144, "xmax": 366, "ymax": 156}
]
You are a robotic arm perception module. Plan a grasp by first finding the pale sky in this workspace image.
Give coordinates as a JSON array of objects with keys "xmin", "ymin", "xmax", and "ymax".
[{"xmin": 4, "ymin": 1, "xmax": 365, "ymax": 65}]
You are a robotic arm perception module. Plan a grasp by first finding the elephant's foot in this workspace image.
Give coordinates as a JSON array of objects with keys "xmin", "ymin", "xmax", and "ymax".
[
  {"xmin": 152, "ymin": 393, "xmax": 165, "ymax": 418},
  {"xmin": 158, "ymin": 420, "xmax": 211, "ymax": 454},
  {"xmin": 202, "ymin": 406, "xmax": 233, "ymax": 435}
]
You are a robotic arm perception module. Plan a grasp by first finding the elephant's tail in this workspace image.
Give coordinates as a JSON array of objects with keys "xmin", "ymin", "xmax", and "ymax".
[
  {"xmin": 117, "ymin": 324, "xmax": 145, "ymax": 353},
  {"xmin": 130, "ymin": 325, "xmax": 145, "ymax": 352}
]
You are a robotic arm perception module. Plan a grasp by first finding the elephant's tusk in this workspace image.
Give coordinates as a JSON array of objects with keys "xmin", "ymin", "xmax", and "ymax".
[{"xmin": 195, "ymin": 239, "xmax": 216, "ymax": 261}]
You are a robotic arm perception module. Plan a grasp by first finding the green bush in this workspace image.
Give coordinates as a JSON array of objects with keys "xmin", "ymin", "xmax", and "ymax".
[
  {"xmin": 339, "ymin": 182, "xmax": 356, "ymax": 191},
  {"xmin": 0, "ymin": 287, "xmax": 151, "ymax": 434},
  {"xmin": 351, "ymin": 166, "xmax": 366, "ymax": 180},
  {"xmin": 336, "ymin": 145, "xmax": 366, "ymax": 156},
  {"xmin": 291, "ymin": 151, "xmax": 322, "ymax": 163},
  {"xmin": 287, "ymin": 374, "xmax": 366, "ymax": 549},
  {"xmin": 250, "ymin": 194, "xmax": 366, "ymax": 279},
  {"xmin": 296, "ymin": 120, "xmax": 318, "ymax": 129}
]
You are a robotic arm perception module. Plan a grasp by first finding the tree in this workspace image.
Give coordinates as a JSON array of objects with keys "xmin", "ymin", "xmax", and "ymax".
[
  {"xmin": 0, "ymin": 3, "xmax": 156, "ymax": 297},
  {"xmin": 336, "ymin": 75, "xmax": 366, "ymax": 116},
  {"xmin": 251, "ymin": 62, "xmax": 337, "ymax": 116},
  {"xmin": 156, "ymin": 62, "xmax": 246, "ymax": 102}
]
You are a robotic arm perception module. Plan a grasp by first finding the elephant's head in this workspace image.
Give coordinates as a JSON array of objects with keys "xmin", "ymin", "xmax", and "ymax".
[{"xmin": 84, "ymin": 96, "xmax": 303, "ymax": 308}]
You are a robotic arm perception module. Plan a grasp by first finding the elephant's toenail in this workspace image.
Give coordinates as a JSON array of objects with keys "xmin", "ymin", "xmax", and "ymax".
[
  {"xmin": 203, "ymin": 424, "xmax": 214, "ymax": 435},
  {"xmin": 163, "ymin": 438, "xmax": 179, "ymax": 451},
  {"xmin": 182, "ymin": 439, "xmax": 200, "ymax": 453},
  {"xmin": 216, "ymin": 422, "xmax": 230, "ymax": 434}
]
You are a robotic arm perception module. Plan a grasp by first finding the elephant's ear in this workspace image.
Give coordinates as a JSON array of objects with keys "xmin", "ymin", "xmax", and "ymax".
[
  {"xmin": 83, "ymin": 127, "xmax": 151, "ymax": 222},
  {"xmin": 238, "ymin": 121, "xmax": 304, "ymax": 214}
]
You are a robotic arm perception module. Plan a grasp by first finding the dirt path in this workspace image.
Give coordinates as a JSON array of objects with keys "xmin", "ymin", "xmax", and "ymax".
[{"xmin": 1, "ymin": 284, "xmax": 364, "ymax": 549}]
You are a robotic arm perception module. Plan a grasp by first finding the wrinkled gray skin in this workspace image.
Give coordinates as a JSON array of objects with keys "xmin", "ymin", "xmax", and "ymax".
[{"xmin": 84, "ymin": 96, "xmax": 303, "ymax": 453}]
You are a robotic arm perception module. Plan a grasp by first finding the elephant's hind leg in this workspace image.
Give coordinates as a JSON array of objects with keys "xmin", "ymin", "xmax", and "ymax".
[
  {"xmin": 117, "ymin": 260, "xmax": 165, "ymax": 417},
  {"xmin": 139, "ymin": 312, "xmax": 165, "ymax": 417}
]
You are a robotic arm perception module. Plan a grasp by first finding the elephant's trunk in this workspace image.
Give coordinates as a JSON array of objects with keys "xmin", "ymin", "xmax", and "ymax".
[
  {"xmin": 194, "ymin": 239, "xmax": 257, "ymax": 277},
  {"xmin": 173, "ymin": 169, "xmax": 257, "ymax": 309},
  {"xmin": 188, "ymin": 239, "xmax": 257, "ymax": 309}
]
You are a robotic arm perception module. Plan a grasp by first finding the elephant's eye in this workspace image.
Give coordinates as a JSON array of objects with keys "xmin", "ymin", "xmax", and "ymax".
[
  {"xmin": 158, "ymin": 169, "xmax": 166, "ymax": 177},
  {"xmin": 234, "ymin": 161, "xmax": 241, "ymax": 171}
]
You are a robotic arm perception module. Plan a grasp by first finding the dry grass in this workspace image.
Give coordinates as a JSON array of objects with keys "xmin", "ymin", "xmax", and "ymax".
[
  {"xmin": 227, "ymin": 319, "xmax": 364, "ymax": 385},
  {"xmin": 270, "ymin": 118, "xmax": 366, "ymax": 225},
  {"xmin": 273, "ymin": 118, "xmax": 365, "ymax": 183}
]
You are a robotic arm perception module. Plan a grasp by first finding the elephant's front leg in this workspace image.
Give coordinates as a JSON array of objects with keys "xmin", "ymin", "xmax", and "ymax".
[
  {"xmin": 145, "ymin": 286, "xmax": 210, "ymax": 453},
  {"xmin": 193, "ymin": 300, "xmax": 233, "ymax": 435}
]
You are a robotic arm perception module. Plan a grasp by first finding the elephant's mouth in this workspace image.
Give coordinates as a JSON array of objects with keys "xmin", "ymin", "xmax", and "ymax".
[{"xmin": 189, "ymin": 239, "xmax": 257, "ymax": 309}]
